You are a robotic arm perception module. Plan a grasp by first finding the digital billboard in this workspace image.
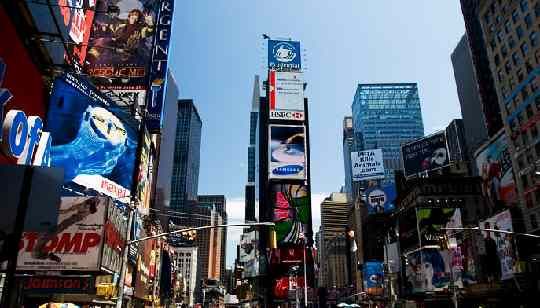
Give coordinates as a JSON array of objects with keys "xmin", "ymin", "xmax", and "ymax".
[
  {"xmin": 351, "ymin": 149, "xmax": 385, "ymax": 181},
  {"xmin": 365, "ymin": 184, "xmax": 396, "ymax": 215},
  {"xmin": 240, "ymin": 231, "xmax": 260, "ymax": 278},
  {"xmin": 271, "ymin": 184, "xmax": 310, "ymax": 245},
  {"xmin": 480, "ymin": 210, "xmax": 516, "ymax": 280},
  {"xmin": 363, "ymin": 261, "xmax": 384, "ymax": 289},
  {"xmin": 135, "ymin": 128, "xmax": 152, "ymax": 214},
  {"xmin": 86, "ymin": 0, "xmax": 158, "ymax": 88},
  {"xmin": 475, "ymin": 130, "xmax": 517, "ymax": 210},
  {"xmin": 47, "ymin": 73, "xmax": 139, "ymax": 202},
  {"xmin": 268, "ymin": 70, "xmax": 304, "ymax": 121},
  {"xmin": 17, "ymin": 197, "xmax": 109, "ymax": 271},
  {"xmin": 401, "ymin": 132, "xmax": 449, "ymax": 177},
  {"xmin": 269, "ymin": 125, "xmax": 306, "ymax": 180},
  {"xmin": 405, "ymin": 248, "xmax": 462, "ymax": 293},
  {"xmin": 101, "ymin": 203, "xmax": 128, "ymax": 274},
  {"xmin": 268, "ymin": 40, "xmax": 301, "ymax": 71}
]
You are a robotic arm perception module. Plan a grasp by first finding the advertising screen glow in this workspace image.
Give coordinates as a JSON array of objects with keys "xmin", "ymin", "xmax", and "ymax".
[{"xmin": 269, "ymin": 125, "xmax": 306, "ymax": 180}]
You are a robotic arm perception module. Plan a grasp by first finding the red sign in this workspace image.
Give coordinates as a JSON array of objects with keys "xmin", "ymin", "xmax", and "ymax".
[{"xmin": 22, "ymin": 276, "xmax": 94, "ymax": 293}]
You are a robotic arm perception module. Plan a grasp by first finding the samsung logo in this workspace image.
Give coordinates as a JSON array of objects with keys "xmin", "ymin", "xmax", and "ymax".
[{"xmin": 273, "ymin": 165, "xmax": 303, "ymax": 175}]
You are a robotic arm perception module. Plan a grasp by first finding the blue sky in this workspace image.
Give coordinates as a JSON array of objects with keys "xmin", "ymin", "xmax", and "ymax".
[{"xmin": 168, "ymin": 0, "xmax": 466, "ymax": 266}]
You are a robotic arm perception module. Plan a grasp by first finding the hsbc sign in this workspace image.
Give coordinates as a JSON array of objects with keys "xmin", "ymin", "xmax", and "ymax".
[
  {"xmin": 270, "ymin": 111, "xmax": 304, "ymax": 121},
  {"xmin": 268, "ymin": 70, "xmax": 305, "ymax": 121}
]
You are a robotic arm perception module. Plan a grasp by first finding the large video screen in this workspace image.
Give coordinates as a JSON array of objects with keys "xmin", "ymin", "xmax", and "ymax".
[
  {"xmin": 269, "ymin": 125, "xmax": 306, "ymax": 180},
  {"xmin": 271, "ymin": 184, "xmax": 311, "ymax": 245},
  {"xmin": 46, "ymin": 73, "xmax": 139, "ymax": 202}
]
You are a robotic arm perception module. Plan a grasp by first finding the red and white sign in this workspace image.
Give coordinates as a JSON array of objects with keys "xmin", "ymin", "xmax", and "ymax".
[
  {"xmin": 17, "ymin": 196, "xmax": 108, "ymax": 271},
  {"xmin": 268, "ymin": 70, "xmax": 305, "ymax": 121}
]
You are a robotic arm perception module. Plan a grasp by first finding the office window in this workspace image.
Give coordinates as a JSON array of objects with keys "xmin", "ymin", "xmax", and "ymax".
[
  {"xmin": 536, "ymin": 3, "xmax": 540, "ymax": 17},
  {"xmin": 505, "ymin": 19, "xmax": 512, "ymax": 33},
  {"xmin": 509, "ymin": 35, "xmax": 516, "ymax": 48},
  {"xmin": 497, "ymin": 30, "xmax": 504, "ymax": 43},
  {"xmin": 495, "ymin": 53, "xmax": 501, "ymax": 66},
  {"xmin": 525, "ymin": 14, "xmax": 533, "ymax": 28},
  {"xmin": 502, "ymin": 44, "xmax": 509, "ymax": 57},
  {"xmin": 521, "ymin": 0, "xmax": 529, "ymax": 13},
  {"xmin": 517, "ymin": 25, "xmax": 525, "ymax": 39},
  {"xmin": 513, "ymin": 52, "xmax": 522, "ymax": 65},
  {"xmin": 498, "ymin": 69, "xmax": 504, "ymax": 82},
  {"xmin": 518, "ymin": 69, "xmax": 525, "ymax": 82},
  {"xmin": 505, "ymin": 61, "xmax": 512, "ymax": 74}
]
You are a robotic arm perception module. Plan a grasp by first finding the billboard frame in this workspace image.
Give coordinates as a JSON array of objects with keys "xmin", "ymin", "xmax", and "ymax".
[{"xmin": 401, "ymin": 130, "xmax": 450, "ymax": 179}]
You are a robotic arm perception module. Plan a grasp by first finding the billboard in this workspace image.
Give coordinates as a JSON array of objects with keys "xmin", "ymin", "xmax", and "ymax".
[
  {"xmin": 271, "ymin": 184, "xmax": 310, "ymax": 245},
  {"xmin": 101, "ymin": 203, "xmax": 128, "ymax": 274},
  {"xmin": 352, "ymin": 149, "xmax": 384, "ymax": 181},
  {"xmin": 23, "ymin": 1, "xmax": 95, "ymax": 67},
  {"xmin": 86, "ymin": 0, "xmax": 158, "ymax": 88},
  {"xmin": 405, "ymin": 248, "xmax": 463, "ymax": 294},
  {"xmin": 46, "ymin": 73, "xmax": 139, "ymax": 202},
  {"xmin": 480, "ymin": 210, "xmax": 516, "ymax": 280},
  {"xmin": 417, "ymin": 208, "xmax": 462, "ymax": 246},
  {"xmin": 401, "ymin": 132, "xmax": 449, "ymax": 177},
  {"xmin": 135, "ymin": 129, "xmax": 152, "ymax": 214},
  {"xmin": 365, "ymin": 184, "xmax": 396, "ymax": 214},
  {"xmin": 146, "ymin": 0, "xmax": 174, "ymax": 131},
  {"xmin": 475, "ymin": 130, "xmax": 517, "ymax": 210},
  {"xmin": 269, "ymin": 125, "xmax": 306, "ymax": 180},
  {"xmin": 240, "ymin": 231, "xmax": 259, "ymax": 278},
  {"xmin": 363, "ymin": 261, "xmax": 384, "ymax": 289},
  {"xmin": 268, "ymin": 70, "xmax": 304, "ymax": 121},
  {"xmin": 17, "ymin": 197, "xmax": 109, "ymax": 271},
  {"xmin": 268, "ymin": 40, "xmax": 301, "ymax": 71}
]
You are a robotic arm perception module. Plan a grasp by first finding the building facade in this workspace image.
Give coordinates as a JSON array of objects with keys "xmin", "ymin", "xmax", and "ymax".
[
  {"xmin": 245, "ymin": 75, "xmax": 260, "ymax": 223},
  {"xmin": 476, "ymin": 0, "xmax": 540, "ymax": 232},
  {"xmin": 452, "ymin": 34, "xmax": 490, "ymax": 161},
  {"xmin": 318, "ymin": 193, "xmax": 352, "ymax": 288},
  {"xmin": 172, "ymin": 246, "xmax": 198, "ymax": 307},
  {"xmin": 198, "ymin": 195, "xmax": 227, "ymax": 285},
  {"xmin": 351, "ymin": 83, "xmax": 424, "ymax": 186},
  {"xmin": 170, "ymin": 99, "xmax": 202, "ymax": 210}
]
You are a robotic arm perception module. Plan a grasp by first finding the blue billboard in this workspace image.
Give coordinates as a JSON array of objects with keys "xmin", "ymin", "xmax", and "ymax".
[
  {"xmin": 46, "ymin": 73, "xmax": 139, "ymax": 202},
  {"xmin": 268, "ymin": 40, "xmax": 301, "ymax": 71},
  {"xmin": 363, "ymin": 261, "xmax": 384, "ymax": 289},
  {"xmin": 365, "ymin": 184, "xmax": 396, "ymax": 215}
]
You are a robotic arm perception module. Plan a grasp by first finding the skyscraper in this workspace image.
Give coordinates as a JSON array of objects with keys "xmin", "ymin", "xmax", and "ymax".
[
  {"xmin": 342, "ymin": 116, "xmax": 364, "ymax": 202},
  {"xmin": 452, "ymin": 34, "xmax": 489, "ymax": 160},
  {"xmin": 170, "ymin": 99, "xmax": 202, "ymax": 209},
  {"xmin": 351, "ymin": 83, "xmax": 424, "ymax": 186},
  {"xmin": 198, "ymin": 195, "xmax": 227, "ymax": 285},
  {"xmin": 245, "ymin": 75, "xmax": 260, "ymax": 223}
]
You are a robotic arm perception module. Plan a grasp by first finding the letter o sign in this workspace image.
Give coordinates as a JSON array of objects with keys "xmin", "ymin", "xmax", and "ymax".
[{"xmin": 2, "ymin": 110, "xmax": 28, "ymax": 157}]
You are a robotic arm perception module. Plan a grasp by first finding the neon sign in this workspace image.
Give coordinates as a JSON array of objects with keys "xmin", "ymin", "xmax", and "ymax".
[{"xmin": 0, "ymin": 59, "xmax": 51, "ymax": 166}]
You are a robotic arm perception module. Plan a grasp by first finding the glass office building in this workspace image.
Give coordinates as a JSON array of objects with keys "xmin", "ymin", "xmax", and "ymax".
[{"xmin": 352, "ymin": 83, "xmax": 424, "ymax": 185}]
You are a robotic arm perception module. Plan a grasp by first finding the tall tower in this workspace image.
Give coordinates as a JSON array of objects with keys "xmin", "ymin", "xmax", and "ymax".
[
  {"xmin": 245, "ymin": 75, "xmax": 260, "ymax": 223},
  {"xmin": 170, "ymin": 99, "xmax": 202, "ymax": 210},
  {"xmin": 351, "ymin": 83, "xmax": 424, "ymax": 187}
]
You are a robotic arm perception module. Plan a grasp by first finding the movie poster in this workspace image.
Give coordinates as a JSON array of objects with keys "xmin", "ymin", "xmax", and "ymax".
[
  {"xmin": 17, "ymin": 197, "xmax": 108, "ymax": 271},
  {"xmin": 46, "ymin": 73, "xmax": 139, "ymax": 202},
  {"xmin": 86, "ymin": 0, "xmax": 158, "ymax": 88},
  {"xmin": 416, "ymin": 208, "xmax": 462, "ymax": 246},
  {"xmin": 480, "ymin": 210, "xmax": 517, "ymax": 280},
  {"xmin": 271, "ymin": 184, "xmax": 310, "ymax": 245},
  {"xmin": 405, "ymin": 248, "xmax": 462, "ymax": 293}
]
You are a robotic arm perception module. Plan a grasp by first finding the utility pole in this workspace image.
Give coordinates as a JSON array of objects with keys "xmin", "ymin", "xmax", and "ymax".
[{"xmin": 115, "ymin": 205, "xmax": 134, "ymax": 308}]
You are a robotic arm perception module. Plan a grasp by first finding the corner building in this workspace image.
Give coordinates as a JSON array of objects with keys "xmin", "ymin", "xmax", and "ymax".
[
  {"xmin": 351, "ymin": 83, "xmax": 424, "ymax": 186},
  {"xmin": 477, "ymin": 0, "xmax": 540, "ymax": 232}
]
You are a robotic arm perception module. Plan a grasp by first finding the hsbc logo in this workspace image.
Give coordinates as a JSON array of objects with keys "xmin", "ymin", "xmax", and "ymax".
[{"xmin": 270, "ymin": 111, "xmax": 304, "ymax": 121}]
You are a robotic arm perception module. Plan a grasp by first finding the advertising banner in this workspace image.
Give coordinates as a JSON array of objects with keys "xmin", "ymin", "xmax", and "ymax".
[
  {"xmin": 22, "ymin": 276, "xmax": 95, "ymax": 294},
  {"xmin": 268, "ymin": 40, "xmax": 301, "ymax": 71},
  {"xmin": 269, "ymin": 125, "xmax": 306, "ymax": 180},
  {"xmin": 24, "ymin": 1, "xmax": 95, "ymax": 67},
  {"xmin": 480, "ymin": 210, "xmax": 516, "ymax": 280},
  {"xmin": 271, "ymin": 184, "xmax": 310, "ymax": 245},
  {"xmin": 405, "ymin": 248, "xmax": 462, "ymax": 294},
  {"xmin": 101, "ymin": 204, "xmax": 128, "ymax": 274},
  {"xmin": 351, "ymin": 149, "xmax": 385, "ymax": 181},
  {"xmin": 268, "ymin": 70, "xmax": 304, "ymax": 121},
  {"xmin": 145, "ymin": 0, "xmax": 174, "ymax": 132},
  {"xmin": 86, "ymin": 0, "xmax": 158, "ymax": 88},
  {"xmin": 365, "ymin": 184, "xmax": 396, "ymax": 214},
  {"xmin": 417, "ymin": 208, "xmax": 462, "ymax": 246},
  {"xmin": 475, "ymin": 131, "xmax": 517, "ymax": 210},
  {"xmin": 240, "ymin": 231, "xmax": 259, "ymax": 278},
  {"xmin": 363, "ymin": 261, "xmax": 384, "ymax": 289},
  {"xmin": 401, "ymin": 132, "xmax": 449, "ymax": 177},
  {"xmin": 17, "ymin": 196, "xmax": 108, "ymax": 271},
  {"xmin": 46, "ymin": 73, "xmax": 139, "ymax": 202},
  {"xmin": 102, "ymin": 88, "xmax": 147, "ymax": 120},
  {"xmin": 135, "ymin": 129, "xmax": 152, "ymax": 214}
]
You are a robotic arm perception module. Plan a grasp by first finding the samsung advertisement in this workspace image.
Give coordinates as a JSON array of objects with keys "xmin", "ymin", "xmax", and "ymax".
[
  {"xmin": 269, "ymin": 125, "xmax": 306, "ymax": 180},
  {"xmin": 47, "ymin": 73, "xmax": 139, "ymax": 202}
]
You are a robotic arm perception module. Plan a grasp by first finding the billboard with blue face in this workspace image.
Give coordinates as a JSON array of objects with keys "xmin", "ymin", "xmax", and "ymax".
[
  {"xmin": 363, "ymin": 261, "xmax": 384, "ymax": 289},
  {"xmin": 365, "ymin": 184, "xmax": 396, "ymax": 215},
  {"xmin": 46, "ymin": 73, "xmax": 139, "ymax": 202},
  {"xmin": 268, "ymin": 40, "xmax": 301, "ymax": 71}
]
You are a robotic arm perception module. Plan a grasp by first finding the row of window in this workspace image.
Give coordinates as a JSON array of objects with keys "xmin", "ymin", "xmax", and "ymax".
[{"xmin": 485, "ymin": 0, "xmax": 532, "ymax": 26}]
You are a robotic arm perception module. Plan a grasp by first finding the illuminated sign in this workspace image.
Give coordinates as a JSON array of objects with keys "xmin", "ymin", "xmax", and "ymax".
[{"xmin": 0, "ymin": 59, "xmax": 51, "ymax": 166}]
